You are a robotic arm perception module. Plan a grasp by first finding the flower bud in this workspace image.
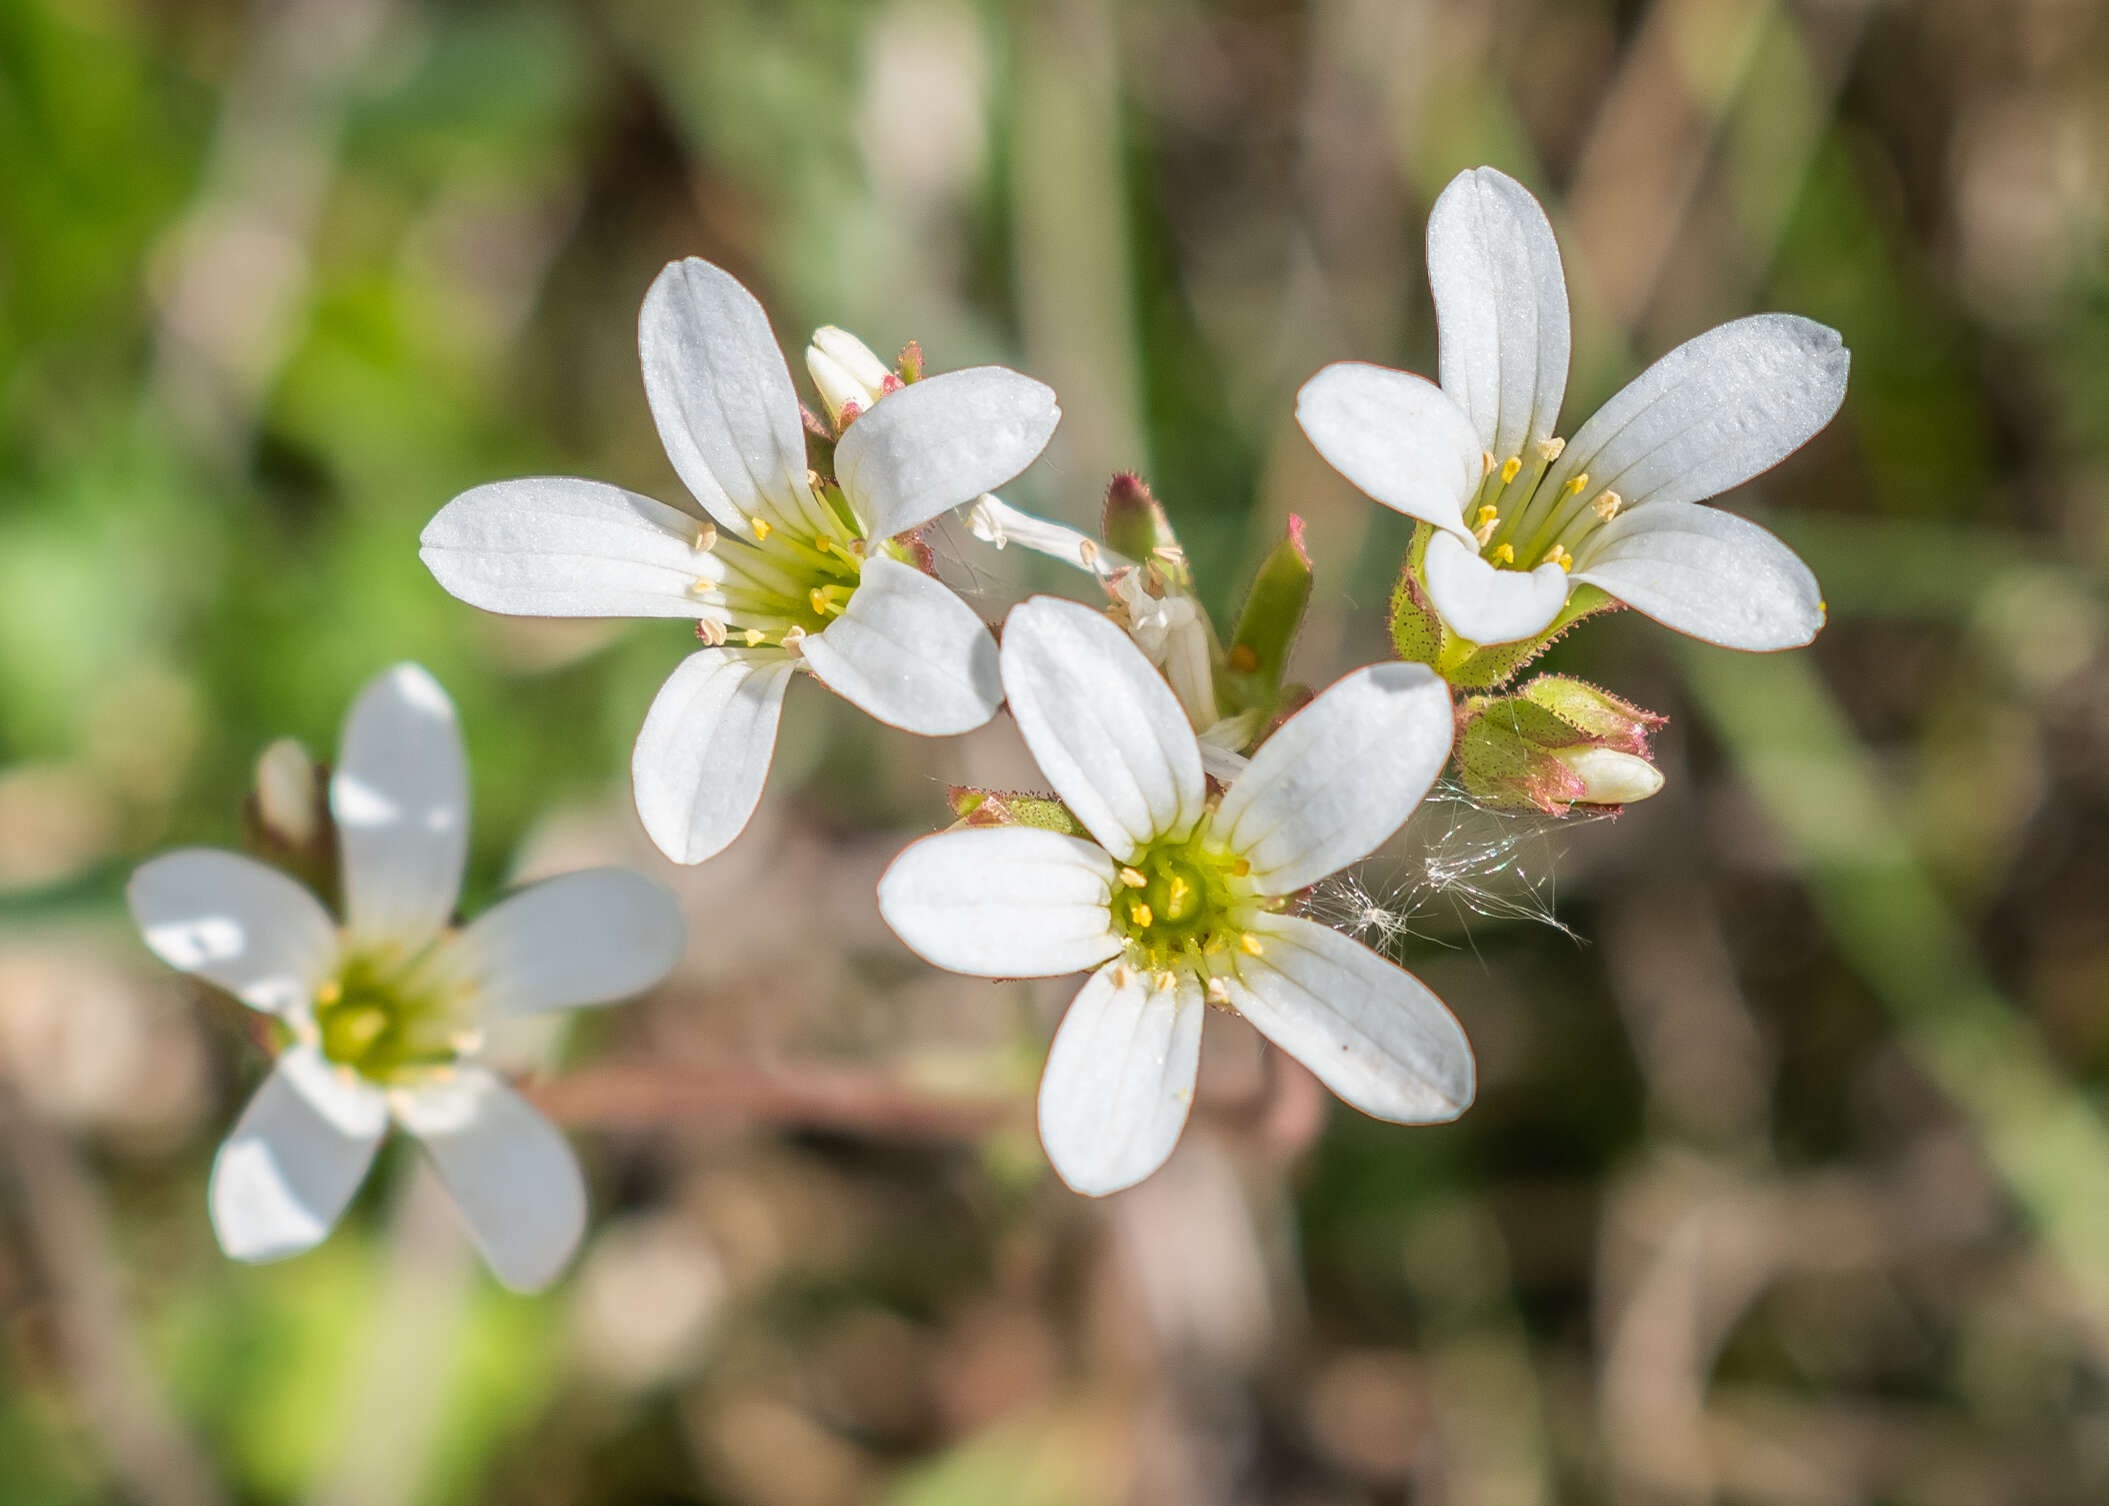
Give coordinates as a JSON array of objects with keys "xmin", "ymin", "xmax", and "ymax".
[
  {"xmin": 1455, "ymin": 675, "xmax": 1668, "ymax": 814},
  {"xmin": 243, "ymin": 737, "xmax": 337, "ymax": 898},
  {"xmin": 1550, "ymin": 746, "xmax": 1664, "ymax": 805},
  {"xmin": 805, "ymin": 326, "xmax": 894, "ymax": 429}
]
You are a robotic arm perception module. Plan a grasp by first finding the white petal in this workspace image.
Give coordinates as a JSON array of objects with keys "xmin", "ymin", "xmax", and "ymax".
[
  {"xmin": 999, "ymin": 596, "xmax": 1205, "ymax": 860},
  {"xmin": 333, "ymin": 664, "xmax": 469, "ymax": 950},
  {"xmin": 209, "ymin": 1045, "xmax": 387, "ymax": 1263},
  {"xmin": 445, "ymin": 868, "xmax": 685, "ymax": 1017},
  {"xmin": 809, "ymin": 325, "xmax": 894, "ymax": 394},
  {"xmin": 834, "ymin": 366, "xmax": 1061, "ymax": 540},
  {"xmin": 800, "ymin": 556, "xmax": 1001, "ymax": 734},
  {"xmin": 631, "ymin": 648, "xmax": 796, "ymax": 865},
  {"xmin": 1295, "ymin": 363, "xmax": 1483, "ymax": 539},
  {"xmin": 1037, "ymin": 965, "xmax": 1203, "ymax": 1196},
  {"xmin": 419, "ymin": 478, "xmax": 720, "ymax": 619},
  {"xmin": 1428, "ymin": 166, "xmax": 1572, "ymax": 459},
  {"xmin": 638, "ymin": 257, "xmax": 825, "ymax": 540},
  {"xmin": 396, "ymin": 1066, "xmax": 586, "ymax": 1292},
  {"xmin": 964, "ymin": 494, "xmax": 1123, "ymax": 576},
  {"xmin": 1573, "ymin": 500, "xmax": 1824, "ymax": 650},
  {"xmin": 1547, "ymin": 313, "xmax": 1849, "ymax": 512},
  {"xmin": 877, "ymin": 827, "xmax": 1122, "ymax": 978},
  {"xmin": 1227, "ymin": 916, "xmax": 1473, "ymax": 1124},
  {"xmin": 1422, "ymin": 531, "xmax": 1571, "ymax": 645},
  {"xmin": 128, "ymin": 849, "xmax": 339, "ymax": 1012},
  {"xmin": 1211, "ymin": 663, "xmax": 1454, "ymax": 896}
]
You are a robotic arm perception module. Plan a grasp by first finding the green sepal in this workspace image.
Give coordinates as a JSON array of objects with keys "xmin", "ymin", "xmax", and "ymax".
[
  {"xmin": 897, "ymin": 340, "xmax": 924, "ymax": 382},
  {"xmin": 1223, "ymin": 515, "xmax": 1313, "ymax": 714},
  {"xmin": 1454, "ymin": 709, "xmax": 1581, "ymax": 813},
  {"xmin": 1388, "ymin": 524, "xmax": 1451, "ymax": 666},
  {"xmin": 1517, "ymin": 673, "xmax": 1663, "ymax": 751},
  {"xmin": 1102, "ymin": 474, "xmax": 1187, "ymax": 585},
  {"xmin": 947, "ymin": 787, "xmax": 1090, "ymax": 838},
  {"xmin": 1440, "ymin": 585, "xmax": 1618, "ymax": 690}
]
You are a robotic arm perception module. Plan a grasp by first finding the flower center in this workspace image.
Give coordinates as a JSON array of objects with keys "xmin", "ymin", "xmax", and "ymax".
[
  {"xmin": 1462, "ymin": 437, "xmax": 1625, "ymax": 575},
  {"xmin": 1110, "ymin": 833, "xmax": 1261, "ymax": 974},
  {"xmin": 687, "ymin": 478, "xmax": 883, "ymax": 652},
  {"xmin": 312, "ymin": 947, "xmax": 468, "ymax": 1084}
]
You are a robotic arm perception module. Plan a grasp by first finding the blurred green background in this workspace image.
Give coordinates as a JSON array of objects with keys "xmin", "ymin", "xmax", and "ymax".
[{"xmin": 6, "ymin": 0, "xmax": 2109, "ymax": 1501}]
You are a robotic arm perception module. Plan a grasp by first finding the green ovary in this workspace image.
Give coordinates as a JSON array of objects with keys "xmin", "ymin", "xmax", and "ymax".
[
  {"xmin": 312, "ymin": 950, "xmax": 465, "ymax": 1084},
  {"xmin": 1111, "ymin": 834, "xmax": 1258, "ymax": 972}
]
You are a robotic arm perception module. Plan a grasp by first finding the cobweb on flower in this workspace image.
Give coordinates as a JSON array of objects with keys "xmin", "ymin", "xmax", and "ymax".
[{"xmin": 1304, "ymin": 779, "xmax": 1611, "ymax": 954}]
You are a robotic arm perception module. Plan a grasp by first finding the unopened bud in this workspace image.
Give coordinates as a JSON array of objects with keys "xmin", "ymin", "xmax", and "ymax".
[
  {"xmin": 805, "ymin": 326, "xmax": 893, "ymax": 428},
  {"xmin": 1550, "ymin": 746, "xmax": 1663, "ymax": 805},
  {"xmin": 254, "ymin": 739, "xmax": 322, "ymax": 849}
]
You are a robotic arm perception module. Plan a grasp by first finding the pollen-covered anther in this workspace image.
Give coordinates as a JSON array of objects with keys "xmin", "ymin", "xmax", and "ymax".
[
  {"xmin": 1564, "ymin": 472, "xmax": 1590, "ymax": 496},
  {"xmin": 1154, "ymin": 970, "xmax": 1177, "ymax": 993},
  {"xmin": 1480, "ymin": 450, "xmax": 1497, "ymax": 476},
  {"xmin": 1542, "ymin": 545, "xmax": 1574, "ymax": 572},
  {"xmin": 1491, "ymin": 542, "xmax": 1516, "ymax": 565},
  {"xmin": 750, "ymin": 515, "xmax": 773, "ymax": 541},
  {"xmin": 697, "ymin": 617, "xmax": 728, "ymax": 646},
  {"xmin": 1238, "ymin": 932, "xmax": 1265, "ymax": 957},
  {"xmin": 1230, "ymin": 858, "xmax": 1250, "ymax": 878},
  {"xmin": 1537, "ymin": 436, "xmax": 1566, "ymax": 461},
  {"xmin": 742, "ymin": 628, "xmax": 765, "ymax": 647},
  {"xmin": 1117, "ymin": 866, "xmax": 1148, "ymax": 889},
  {"xmin": 809, "ymin": 585, "xmax": 849, "ymax": 618},
  {"xmin": 1472, "ymin": 505, "xmax": 1500, "ymax": 544},
  {"xmin": 1592, "ymin": 490, "xmax": 1624, "ymax": 522},
  {"xmin": 1130, "ymin": 901, "xmax": 1154, "ymax": 928},
  {"xmin": 1078, "ymin": 539, "xmax": 1100, "ymax": 568},
  {"xmin": 1205, "ymin": 976, "xmax": 1231, "ymax": 1006},
  {"xmin": 1499, "ymin": 455, "xmax": 1522, "ymax": 483}
]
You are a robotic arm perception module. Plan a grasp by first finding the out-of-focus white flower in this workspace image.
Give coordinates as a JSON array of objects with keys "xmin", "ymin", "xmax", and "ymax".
[
  {"xmin": 128, "ymin": 664, "xmax": 685, "ymax": 1291},
  {"xmin": 1298, "ymin": 165, "xmax": 1849, "ymax": 649},
  {"xmin": 422, "ymin": 260, "xmax": 1062, "ymax": 865},
  {"xmin": 878, "ymin": 599, "xmax": 1474, "ymax": 1196}
]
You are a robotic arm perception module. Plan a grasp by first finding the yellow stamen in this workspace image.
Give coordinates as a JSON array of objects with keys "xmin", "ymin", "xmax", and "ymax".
[
  {"xmin": 750, "ymin": 515, "xmax": 772, "ymax": 541},
  {"xmin": 1230, "ymin": 858, "xmax": 1250, "ymax": 878},
  {"xmin": 809, "ymin": 586, "xmax": 836, "ymax": 617},
  {"xmin": 1130, "ymin": 902, "xmax": 1154, "ymax": 928},
  {"xmin": 743, "ymin": 628, "xmax": 765, "ymax": 647},
  {"xmin": 1118, "ymin": 866, "xmax": 1147, "ymax": 888},
  {"xmin": 1541, "ymin": 545, "xmax": 1573, "ymax": 571},
  {"xmin": 315, "ymin": 980, "xmax": 342, "ymax": 1006},
  {"xmin": 1500, "ymin": 456, "xmax": 1522, "ymax": 483},
  {"xmin": 1164, "ymin": 873, "xmax": 1195, "ymax": 917},
  {"xmin": 1592, "ymin": 490, "xmax": 1623, "ymax": 522},
  {"xmin": 1564, "ymin": 472, "xmax": 1590, "ymax": 496},
  {"xmin": 1472, "ymin": 504, "xmax": 1500, "ymax": 544},
  {"xmin": 1239, "ymin": 933, "xmax": 1265, "ymax": 957},
  {"xmin": 1491, "ymin": 542, "xmax": 1515, "ymax": 566},
  {"xmin": 1537, "ymin": 435, "xmax": 1566, "ymax": 461}
]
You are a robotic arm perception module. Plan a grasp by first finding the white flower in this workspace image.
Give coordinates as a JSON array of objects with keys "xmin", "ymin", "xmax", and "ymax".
[
  {"xmin": 1298, "ymin": 166, "xmax": 1850, "ymax": 649},
  {"xmin": 127, "ymin": 664, "xmax": 685, "ymax": 1291},
  {"xmin": 805, "ymin": 324, "xmax": 898, "ymax": 428},
  {"xmin": 877, "ymin": 598, "xmax": 1474, "ymax": 1196},
  {"xmin": 421, "ymin": 259, "xmax": 1062, "ymax": 864}
]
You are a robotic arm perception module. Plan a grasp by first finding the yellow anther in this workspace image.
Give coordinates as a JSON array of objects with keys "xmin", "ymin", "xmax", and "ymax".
[
  {"xmin": 693, "ymin": 523, "xmax": 717, "ymax": 552},
  {"xmin": 1592, "ymin": 490, "xmax": 1623, "ymax": 522},
  {"xmin": 1564, "ymin": 472, "xmax": 1590, "ymax": 496},
  {"xmin": 1230, "ymin": 858, "xmax": 1250, "ymax": 878},
  {"xmin": 1130, "ymin": 902, "xmax": 1154, "ymax": 928},
  {"xmin": 750, "ymin": 515, "xmax": 773, "ymax": 541},
  {"xmin": 1118, "ymin": 866, "xmax": 1148, "ymax": 888},
  {"xmin": 1500, "ymin": 456, "xmax": 1522, "ymax": 483},
  {"xmin": 1537, "ymin": 435, "xmax": 1567, "ymax": 461},
  {"xmin": 1472, "ymin": 504, "xmax": 1500, "ymax": 544},
  {"xmin": 1541, "ymin": 545, "xmax": 1573, "ymax": 571},
  {"xmin": 743, "ymin": 628, "xmax": 765, "ymax": 647},
  {"xmin": 1491, "ymin": 542, "xmax": 1515, "ymax": 566},
  {"xmin": 1164, "ymin": 873, "xmax": 1195, "ymax": 918},
  {"xmin": 1239, "ymin": 933, "xmax": 1265, "ymax": 957},
  {"xmin": 1205, "ymin": 976, "xmax": 1232, "ymax": 1006},
  {"xmin": 687, "ymin": 578, "xmax": 715, "ymax": 598},
  {"xmin": 315, "ymin": 980, "xmax": 342, "ymax": 1006},
  {"xmin": 809, "ymin": 586, "xmax": 835, "ymax": 617}
]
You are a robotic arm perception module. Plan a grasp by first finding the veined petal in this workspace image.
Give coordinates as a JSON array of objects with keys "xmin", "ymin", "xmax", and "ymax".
[
  {"xmin": 396, "ymin": 1066, "xmax": 586, "ymax": 1292},
  {"xmin": 1573, "ymin": 500, "xmax": 1824, "ymax": 650},
  {"xmin": 834, "ymin": 366, "xmax": 1061, "ymax": 540},
  {"xmin": 877, "ymin": 827, "xmax": 1122, "ymax": 978},
  {"xmin": 333, "ymin": 664, "xmax": 469, "ymax": 951},
  {"xmin": 1212, "ymin": 663, "xmax": 1453, "ymax": 896},
  {"xmin": 638, "ymin": 257, "xmax": 826, "ymax": 540},
  {"xmin": 964, "ymin": 495, "xmax": 1124, "ymax": 577},
  {"xmin": 800, "ymin": 556, "xmax": 1001, "ymax": 734},
  {"xmin": 1428, "ymin": 165, "xmax": 1571, "ymax": 459},
  {"xmin": 1295, "ymin": 364, "xmax": 1483, "ymax": 540},
  {"xmin": 1546, "ymin": 313, "xmax": 1849, "ymax": 511},
  {"xmin": 1038, "ymin": 965, "xmax": 1203, "ymax": 1197},
  {"xmin": 1423, "ymin": 531, "xmax": 1570, "ymax": 645},
  {"xmin": 1227, "ymin": 915, "xmax": 1473, "ymax": 1124},
  {"xmin": 632, "ymin": 648, "xmax": 796, "ymax": 865},
  {"xmin": 444, "ymin": 868, "xmax": 685, "ymax": 1018},
  {"xmin": 999, "ymin": 597, "xmax": 1205, "ymax": 860},
  {"xmin": 420, "ymin": 478, "xmax": 721, "ymax": 619},
  {"xmin": 209, "ymin": 1045, "xmax": 388, "ymax": 1263},
  {"xmin": 128, "ymin": 849, "xmax": 339, "ymax": 1012}
]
